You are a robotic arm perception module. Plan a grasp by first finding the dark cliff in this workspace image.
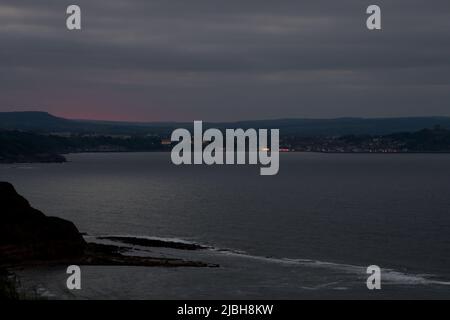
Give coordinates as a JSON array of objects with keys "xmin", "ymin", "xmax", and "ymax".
[
  {"xmin": 0, "ymin": 182, "xmax": 86, "ymax": 264},
  {"xmin": 0, "ymin": 182, "xmax": 215, "ymax": 270}
]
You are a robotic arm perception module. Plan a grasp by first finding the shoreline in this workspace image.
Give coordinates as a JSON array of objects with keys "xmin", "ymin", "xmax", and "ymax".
[
  {"xmin": 0, "ymin": 181, "xmax": 218, "ymax": 299},
  {"xmin": 3, "ymin": 150, "xmax": 450, "ymax": 165}
]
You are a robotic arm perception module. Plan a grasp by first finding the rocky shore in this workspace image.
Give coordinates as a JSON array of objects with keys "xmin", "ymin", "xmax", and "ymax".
[
  {"xmin": 97, "ymin": 236, "xmax": 209, "ymax": 250},
  {"xmin": 0, "ymin": 182, "xmax": 215, "ymax": 286}
]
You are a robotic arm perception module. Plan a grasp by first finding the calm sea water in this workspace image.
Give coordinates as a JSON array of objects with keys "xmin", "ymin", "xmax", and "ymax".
[{"xmin": 1, "ymin": 152, "xmax": 450, "ymax": 299}]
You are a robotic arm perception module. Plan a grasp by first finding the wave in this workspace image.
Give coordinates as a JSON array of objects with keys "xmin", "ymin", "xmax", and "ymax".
[
  {"xmin": 88, "ymin": 234, "xmax": 204, "ymax": 246},
  {"xmin": 214, "ymin": 249, "xmax": 450, "ymax": 287},
  {"xmin": 91, "ymin": 234, "xmax": 450, "ymax": 287}
]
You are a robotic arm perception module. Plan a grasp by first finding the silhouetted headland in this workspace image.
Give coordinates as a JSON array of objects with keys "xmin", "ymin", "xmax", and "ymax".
[{"xmin": 0, "ymin": 182, "xmax": 216, "ymax": 268}]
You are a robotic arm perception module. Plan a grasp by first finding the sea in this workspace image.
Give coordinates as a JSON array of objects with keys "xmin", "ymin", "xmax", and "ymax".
[{"xmin": 1, "ymin": 152, "xmax": 450, "ymax": 299}]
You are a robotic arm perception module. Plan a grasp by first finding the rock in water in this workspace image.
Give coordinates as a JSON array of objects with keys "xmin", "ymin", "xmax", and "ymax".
[{"xmin": 0, "ymin": 182, "xmax": 86, "ymax": 264}]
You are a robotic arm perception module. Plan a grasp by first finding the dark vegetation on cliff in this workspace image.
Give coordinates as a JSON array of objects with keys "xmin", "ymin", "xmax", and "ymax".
[{"xmin": 0, "ymin": 131, "xmax": 67, "ymax": 163}]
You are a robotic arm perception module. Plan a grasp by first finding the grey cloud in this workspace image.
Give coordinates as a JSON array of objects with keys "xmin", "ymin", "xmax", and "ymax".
[{"xmin": 0, "ymin": 0, "xmax": 449, "ymax": 121}]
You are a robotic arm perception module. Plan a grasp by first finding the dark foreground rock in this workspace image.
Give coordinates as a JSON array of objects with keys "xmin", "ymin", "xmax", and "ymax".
[
  {"xmin": 0, "ymin": 268, "xmax": 19, "ymax": 299},
  {"xmin": 0, "ymin": 182, "xmax": 216, "ymax": 268},
  {"xmin": 0, "ymin": 182, "xmax": 86, "ymax": 264}
]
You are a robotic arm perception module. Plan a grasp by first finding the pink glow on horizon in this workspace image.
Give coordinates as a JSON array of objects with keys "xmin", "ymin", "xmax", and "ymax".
[
  {"xmin": 54, "ymin": 110, "xmax": 165, "ymax": 123},
  {"xmin": 50, "ymin": 105, "xmax": 197, "ymax": 122}
]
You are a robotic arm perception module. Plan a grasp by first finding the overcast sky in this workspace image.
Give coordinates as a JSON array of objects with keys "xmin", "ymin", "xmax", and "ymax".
[{"xmin": 0, "ymin": 0, "xmax": 449, "ymax": 121}]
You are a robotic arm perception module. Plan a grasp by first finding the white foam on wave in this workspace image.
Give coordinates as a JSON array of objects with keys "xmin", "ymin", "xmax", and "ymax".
[
  {"xmin": 93, "ymin": 234, "xmax": 206, "ymax": 246},
  {"xmin": 92, "ymin": 234, "xmax": 450, "ymax": 287},
  {"xmin": 215, "ymin": 249, "xmax": 450, "ymax": 286}
]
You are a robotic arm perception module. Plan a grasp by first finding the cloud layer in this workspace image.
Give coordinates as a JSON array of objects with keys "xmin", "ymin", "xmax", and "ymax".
[{"xmin": 1, "ymin": 0, "xmax": 449, "ymax": 121}]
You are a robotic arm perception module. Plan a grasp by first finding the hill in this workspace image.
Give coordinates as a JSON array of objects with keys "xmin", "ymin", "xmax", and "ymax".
[
  {"xmin": 2, "ymin": 111, "xmax": 450, "ymax": 136},
  {"xmin": 0, "ymin": 112, "xmax": 173, "ymax": 135},
  {"xmin": 0, "ymin": 112, "xmax": 73, "ymax": 131}
]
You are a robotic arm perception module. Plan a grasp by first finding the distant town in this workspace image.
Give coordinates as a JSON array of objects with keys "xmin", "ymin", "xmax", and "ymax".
[
  {"xmin": 1, "ymin": 112, "xmax": 450, "ymax": 163},
  {"xmin": 281, "ymin": 126, "xmax": 450, "ymax": 153}
]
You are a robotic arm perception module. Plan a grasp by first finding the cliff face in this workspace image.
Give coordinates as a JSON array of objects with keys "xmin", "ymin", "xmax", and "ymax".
[
  {"xmin": 0, "ymin": 182, "xmax": 215, "ymax": 270},
  {"xmin": 0, "ymin": 182, "xmax": 86, "ymax": 265}
]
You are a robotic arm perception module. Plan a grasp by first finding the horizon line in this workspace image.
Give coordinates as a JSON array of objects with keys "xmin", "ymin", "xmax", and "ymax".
[{"xmin": 2, "ymin": 110, "xmax": 450, "ymax": 125}]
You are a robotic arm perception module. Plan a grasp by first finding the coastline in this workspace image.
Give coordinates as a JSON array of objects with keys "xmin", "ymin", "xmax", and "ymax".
[
  {"xmin": 0, "ymin": 182, "xmax": 217, "ymax": 299},
  {"xmin": 4, "ymin": 150, "xmax": 450, "ymax": 165}
]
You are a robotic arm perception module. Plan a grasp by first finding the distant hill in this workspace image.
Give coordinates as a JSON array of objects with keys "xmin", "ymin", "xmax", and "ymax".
[
  {"xmin": 0, "ymin": 112, "xmax": 174, "ymax": 135},
  {"xmin": 0, "ymin": 112, "xmax": 73, "ymax": 131},
  {"xmin": 216, "ymin": 117, "xmax": 450, "ymax": 136},
  {"xmin": 1, "ymin": 111, "xmax": 450, "ymax": 136}
]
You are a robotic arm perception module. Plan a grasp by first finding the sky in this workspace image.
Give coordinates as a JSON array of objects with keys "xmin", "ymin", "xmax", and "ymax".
[{"xmin": 0, "ymin": 0, "xmax": 449, "ymax": 122}]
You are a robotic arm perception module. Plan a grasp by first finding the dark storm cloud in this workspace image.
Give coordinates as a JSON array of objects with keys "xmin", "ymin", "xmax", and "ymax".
[{"xmin": 0, "ymin": 0, "xmax": 449, "ymax": 121}]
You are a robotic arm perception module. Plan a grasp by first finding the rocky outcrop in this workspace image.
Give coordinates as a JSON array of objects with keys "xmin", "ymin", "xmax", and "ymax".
[
  {"xmin": 97, "ymin": 236, "xmax": 208, "ymax": 250},
  {"xmin": 0, "ymin": 182, "xmax": 86, "ymax": 264},
  {"xmin": 0, "ymin": 182, "xmax": 216, "ymax": 268}
]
